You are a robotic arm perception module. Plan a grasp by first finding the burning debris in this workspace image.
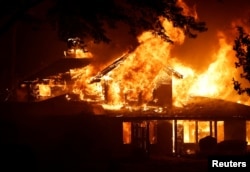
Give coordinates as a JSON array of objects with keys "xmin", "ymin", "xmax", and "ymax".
[
  {"xmin": 16, "ymin": 37, "xmax": 92, "ymax": 102},
  {"xmin": 89, "ymin": 52, "xmax": 130, "ymax": 84},
  {"xmin": 64, "ymin": 37, "xmax": 93, "ymax": 58},
  {"xmin": 164, "ymin": 66, "xmax": 183, "ymax": 79}
]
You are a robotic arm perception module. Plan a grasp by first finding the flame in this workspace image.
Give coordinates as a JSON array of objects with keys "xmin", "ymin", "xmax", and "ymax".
[
  {"xmin": 177, "ymin": 0, "xmax": 198, "ymax": 20},
  {"xmin": 68, "ymin": 15, "xmax": 250, "ymax": 109},
  {"xmin": 172, "ymin": 32, "xmax": 250, "ymax": 107},
  {"xmin": 75, "ymin": 49, "xmax": 93, "ymax": 58},
  {"xmin": 32, "ymin": 1, "xmax": 250, "ymax": 109},
  {"xmin": 27, "ymin": 2, "xmax": 250, "ymax": 144},
  {"xmin": 99, "ymin": 18, "xmax": 185, "ymax": 107},
  {"xmin": 64, "ymin": 48, "xmax": 93, "ymax": 58},
  {"xmin": 96, "ymin": 21, "xmax": 250, "ymax": 108},
  {"xmin": 38, "ymin": 84, "xmax": 51, "ymax": 97},
  {"xmin": 70, "ymin": 65, "xmax": 104, "ymax": 101},
  {"xmin": 189, "ymin": 32, "xmax": 236, "ymax": 97},
  {"xmin": 123, "ymin": 122, "xmax": 132, "ymax": 144}
]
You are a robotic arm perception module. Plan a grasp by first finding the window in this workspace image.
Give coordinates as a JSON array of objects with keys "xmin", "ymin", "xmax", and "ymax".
[
  {"xmin": 122, "ymin": 122, "xmax": 131, "ymax": 144},
  {"xmin": 246, "ymin": 121, "xmax": 250, "ymax": 145},
  {"xmin": 122, "ymin": 120, "xmax": 158, "ymax": 145},
  {"xmin": 198, "ymin": 121, "xmax": 210, "ymax": 141},
  {"xmin": 177, "ymin": 120, "xmax": 195, "ymax": 143}
]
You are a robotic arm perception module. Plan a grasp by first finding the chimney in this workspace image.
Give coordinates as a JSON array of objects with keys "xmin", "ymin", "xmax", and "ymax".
[{"xmin": 153, "ymin": 74, "xmax": 172, "ymax": 108}]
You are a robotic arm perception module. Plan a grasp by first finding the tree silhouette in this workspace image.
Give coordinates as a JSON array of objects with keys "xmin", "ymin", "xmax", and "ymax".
[
  {"xmin": 233, "ymin": 26, "xmax": 250, "ymax": 96},
  {"xmin": 1, "ymin": 0, "xmax": 208, "ymax": 90},
  {"xmin": 0, "ymin": 0, "xmax": 207, "ymax": 43},
  {"xmin": 47, "ymin": 0, "xmax": 207, "ymax": 43}
]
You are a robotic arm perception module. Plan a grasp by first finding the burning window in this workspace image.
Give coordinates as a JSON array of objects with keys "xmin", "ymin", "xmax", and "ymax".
[
  {"xmin": 177, "ymin": 120, "xmax": 195, "ymax": 143},
  {"xmin": 197, "ymin": 121, "xmax": 210, "ymax": 141},
  {"xmin": 246, "ymin": 121, "xmax": 250, "ymax": 145},
  {"xmin": 123, "ymin": 122, "xmax": 131, "ymax": 144},
  {"xmin": 123, "ymin": 121, "xmax": 157, "ymax": 145},
  {"xmin": 217, "ymin": 121, "xmax": 224, "ymax": 143}
]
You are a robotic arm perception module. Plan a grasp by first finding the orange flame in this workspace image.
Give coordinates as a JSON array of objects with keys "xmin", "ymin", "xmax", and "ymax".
[
  {"xmin": 53, "ymin": 1, "xmax": 250, "ymax": 109},
  {"xmin": 38, "ymin": 84, "xmax": 51, "ymax": 97},
  {"xmin": 64, "ymin": 48, "xmax": 93, "ymax": 58},
  {"xmin": 70, "ymin": 65, "xmax": 104, "ymax": 101},
  {"xmin": 177, "ymin": 0, "xmax": 198, "ymax": 20},
  {"xmin": 172, "ymin": 32, "xmax": 250, "ymax": 107},
  {"xmin": 69, "ymin": 17, "xmax": 250, "ymax": 109}
]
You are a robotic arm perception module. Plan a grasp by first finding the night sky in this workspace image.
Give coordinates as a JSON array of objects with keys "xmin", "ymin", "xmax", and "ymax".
[{"xmin": 0, "ymin": 0, "xmax": 250, "ymax": 90}]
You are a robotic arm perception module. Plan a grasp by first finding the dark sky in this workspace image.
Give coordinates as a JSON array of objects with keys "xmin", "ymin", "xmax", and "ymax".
[{"xmin": 1, "ymin": 0, "xmax": 250, "ymax": 89}]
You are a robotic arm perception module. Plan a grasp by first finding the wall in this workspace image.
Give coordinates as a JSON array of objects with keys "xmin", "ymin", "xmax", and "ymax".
[{"xmin": 224, "ymin": 120, "xmax": 246, "ymax": 141}]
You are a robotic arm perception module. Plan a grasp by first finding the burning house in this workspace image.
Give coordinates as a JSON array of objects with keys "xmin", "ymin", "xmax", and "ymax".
[
  {"xmin": 7, "ymin": 35, "xmax": 250, "ymax": 158},
  {"xmin": 83, "ymin": 55, "xmax": 250, "ymax": 157},
  {"xmin": 15, "ymin": 38, "xmax": 92, "ymax": 102},
  {"xmin": 3, "ymin": 13, "xmax": 250, "ymax": 158}
]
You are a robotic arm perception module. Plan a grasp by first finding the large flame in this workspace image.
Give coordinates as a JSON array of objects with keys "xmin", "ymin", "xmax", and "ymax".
[
  {"xmin": 64, "ymin": 48, "xmax": 93, "ymax": 58},
  {"xmin": 30, "ymin": 1, "xmax": 250, "ymax": 146},
  {"xmin": 37, "ymin": 0, "xmax": 250, "ymax": 108},
  {"xmin": 70, "ymin": 19, "xmax": 181, "ymax": 108},
  {"xmin": 172, "ymin": 32, "xmax": 250, "ymax": 107},
  {"xmin": 98, "ymin": 2, "xmax": 249, "ymax": 107},
  {"xmin": 71, "ymin": 20, "xmax": 250, "ymax": 108}
]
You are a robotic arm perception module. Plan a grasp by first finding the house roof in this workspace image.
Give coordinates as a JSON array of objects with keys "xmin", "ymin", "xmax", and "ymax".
[
  {"xmin": 103, "ymin": 96, "xmax": 250, "ymax": 120},
  {"xmin": 171, "ymin": 96, "xmax": 250, "ymax": 120}
]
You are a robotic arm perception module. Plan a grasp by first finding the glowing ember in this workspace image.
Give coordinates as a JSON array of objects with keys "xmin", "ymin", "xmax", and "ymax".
[{"xmin": 101, "ymin": 104, "xmax": 124, "ymax": 111}]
